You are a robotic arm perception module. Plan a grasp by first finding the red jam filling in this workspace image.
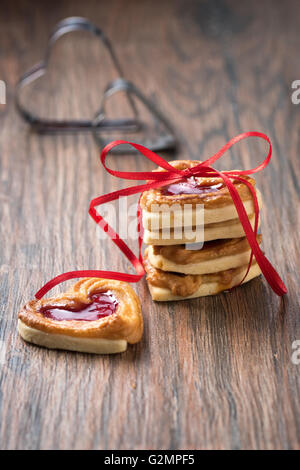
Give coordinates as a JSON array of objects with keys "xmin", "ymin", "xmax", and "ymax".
[
  {"xmin": 41, "ymin": 291, "xmax": 119, "ymax": 321},
  {"xmin": 162, "ymin": 177, "xmax": 223, "ymax": 196}
]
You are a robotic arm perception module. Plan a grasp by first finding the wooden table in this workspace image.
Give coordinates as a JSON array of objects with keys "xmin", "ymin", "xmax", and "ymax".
[{"xmin": 0, "ymin": 0, "xmax": 299, "ymax": 450}]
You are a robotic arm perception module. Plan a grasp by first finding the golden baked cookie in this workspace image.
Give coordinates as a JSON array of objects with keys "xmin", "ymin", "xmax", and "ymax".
[
  {"xmin": 142, "ymin": 189, "xmax": 262, "ymax": 230},
  {"xmin": 148, "ymin": 235, "xmax": 262, "ymax": 275},
  {"xmin": 18, "ymin": 278, "xmax": 143, "ymax": 354},
  {"xmin": 143, "ymin": 213, "xmax": 260, "ymax": 245},
  {"xmin": 140, "ymin": 160, "xmax": 261, "ymax": 245},
  {"xmin": 141, "ymin": 159, "xmax": 260, "ymax": 212},
  {"xmin": 144, "ymin": 249, "xmax": 261, "ymax": 301}
]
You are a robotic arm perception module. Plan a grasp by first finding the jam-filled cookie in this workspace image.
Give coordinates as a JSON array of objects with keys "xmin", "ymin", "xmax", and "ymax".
[
  {"xmin": 18, "ymin": 278, "xmax": 143, "ymax": 354},
  {"xmin": 141, "ymin": 160, "xmax": 262, "ymax": 243},
  {"xmin": 144, "ymin": 249, "xmax": 261, "ymax": 301},
  {"xmin": 147, "ymin": 235, "xmax": 262, "ymax": 275}
]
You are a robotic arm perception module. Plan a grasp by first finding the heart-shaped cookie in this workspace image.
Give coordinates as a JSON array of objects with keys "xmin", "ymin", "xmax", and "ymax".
[{"xmin": 18, "ymin": 278, "xmax": 143, "ymax": 354}]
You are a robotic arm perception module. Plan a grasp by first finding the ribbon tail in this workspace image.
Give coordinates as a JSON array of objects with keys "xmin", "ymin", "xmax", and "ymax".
[
  {"xmin": 216, "ymin": 172, "xmax": 287, "ymax": 295},
  {"xmin": 35, "ymin": 269, "xmax": 143, "ymax": 300}
]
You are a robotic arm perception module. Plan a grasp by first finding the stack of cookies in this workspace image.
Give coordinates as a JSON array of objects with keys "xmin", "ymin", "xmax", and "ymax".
[{"xmin": 141, "ymin": 160, "xmax": 262, "ymax": 301}]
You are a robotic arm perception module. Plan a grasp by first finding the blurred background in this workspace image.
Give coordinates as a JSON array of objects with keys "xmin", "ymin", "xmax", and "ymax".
[{"xmin": 1, "ymin": 0, "xmax": 300, "ymax": 159}]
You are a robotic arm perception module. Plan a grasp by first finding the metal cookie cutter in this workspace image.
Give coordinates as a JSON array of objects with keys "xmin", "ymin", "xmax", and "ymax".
[{"xmin": 15, "ymin": 16, "xmax": 177, "ymax": 152}]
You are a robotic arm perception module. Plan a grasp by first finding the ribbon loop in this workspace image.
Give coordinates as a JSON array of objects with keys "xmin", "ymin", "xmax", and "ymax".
[{"xmin": 35, "ymin": 132, "xmax": 287, "ymax": 299}]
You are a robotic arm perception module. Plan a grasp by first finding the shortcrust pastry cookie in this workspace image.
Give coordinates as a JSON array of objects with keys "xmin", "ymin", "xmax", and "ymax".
[
  {"xmin": 141, "ymin": 160, "xmax": 261, "ymax": 245},
  {"xmin": 18, "ymin": 278, "xmax": 143, "ymax": 354},
  {"xmin": 141, "ymin": 160, "xmax": 261, "ymax": 227},
  {"xmin": 142, "ymin": 190, "xmax": 262, "ymax": 231},
  {"xmin": 143, "ymin": 213, "xmax": 260, "ymax": 245},
  {"xmin": 144, "ymin": 249, "xmax": 261, "ymax": 301},
  {"xmin": 147, "ymin": 235, "xmax": 262, "ymax": 275}
]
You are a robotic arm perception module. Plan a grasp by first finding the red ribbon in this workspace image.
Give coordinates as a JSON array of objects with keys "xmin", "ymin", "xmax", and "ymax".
[{"xmin": 35, "ymin": 131, "xmax": 287, "ymax": 299}]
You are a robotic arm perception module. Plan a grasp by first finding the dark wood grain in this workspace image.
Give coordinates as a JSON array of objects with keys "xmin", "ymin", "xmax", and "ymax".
[{"xmin": 0, "ymin": 0, "xmax": 299, "ymax": 450}]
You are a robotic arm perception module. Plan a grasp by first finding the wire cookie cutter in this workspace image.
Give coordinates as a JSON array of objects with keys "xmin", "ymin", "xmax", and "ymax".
[{"xmin": 15, "ymin": 16, "xmax": 177, "ymax": 152}]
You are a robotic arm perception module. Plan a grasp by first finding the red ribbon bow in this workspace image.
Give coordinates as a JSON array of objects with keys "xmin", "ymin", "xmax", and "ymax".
[{"xmin": 35, "ymin": 131, "xmax": 287, "ymax": 299}]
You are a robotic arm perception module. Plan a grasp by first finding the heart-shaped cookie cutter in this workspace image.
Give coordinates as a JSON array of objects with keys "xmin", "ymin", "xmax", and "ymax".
[
  {"xmin": 15, "ymin": 16, "xmax": 177, "ymax": 152},
  {"xmin": 92, "ymin": 78, "xmax": 177, "ymax": 153}
]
